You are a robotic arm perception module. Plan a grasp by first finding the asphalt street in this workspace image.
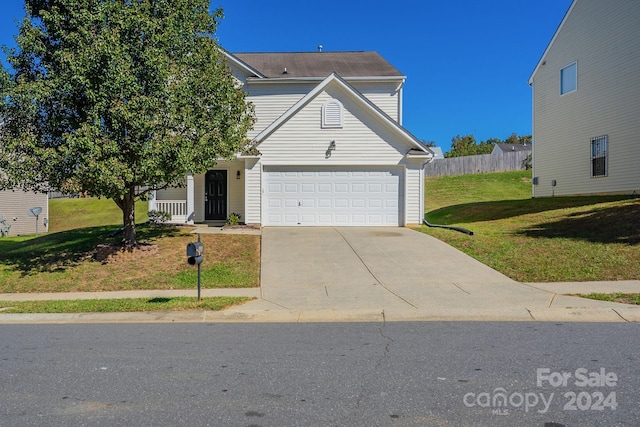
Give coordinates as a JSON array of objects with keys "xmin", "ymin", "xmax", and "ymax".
[{"xmin": 1, "ymin": 322, "xmax": 638, "ymax": 426}]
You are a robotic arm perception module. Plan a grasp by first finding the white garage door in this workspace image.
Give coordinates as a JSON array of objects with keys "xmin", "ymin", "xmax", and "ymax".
[{"xmin": 264, "ymin": 167, "xmax": 402, "ymax": 226}]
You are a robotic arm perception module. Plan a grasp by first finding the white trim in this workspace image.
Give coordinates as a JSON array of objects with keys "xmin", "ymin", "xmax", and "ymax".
[
  {"xmin": 222, "ymin": 50, "xmax": 267, "ymax": 79},
  {"xmin": 261, "ymin": 165, "xmax": 404, "ymax": 226},
  {"xmin": 186, "ymin": 173, "xmax": 195, "ymax": 224},
  {"xmin": 560, "ymin": 61, "xmax": 578, "ymax": 95},
  {"xmin": 245, "ymin": 76, "xmax": 406, "ymax": 84},
  {"xmin": 529, "ymin": 0, "xmax": 577, "ymax": 85},
  {"xmin": 148, "ymin": 190, "xmax": 157, "ymax": 212},
  {"xmin": 259, "ymin": 160, "xmax": 403, "ymax": 166},
  {"xmin": 419, "ymin": 165, "xmax": 425, "ymax": 223}
]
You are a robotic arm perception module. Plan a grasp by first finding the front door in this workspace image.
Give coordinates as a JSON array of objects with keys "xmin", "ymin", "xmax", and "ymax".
[{"xmin": 205, "ymin": 170, "xmax": 227, "ymax": 221}]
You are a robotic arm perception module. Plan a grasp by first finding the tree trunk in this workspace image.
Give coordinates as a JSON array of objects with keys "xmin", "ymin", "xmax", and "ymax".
[{"xmin": 120, "ymin": 187, "xmax": 137, "ymax": 246}]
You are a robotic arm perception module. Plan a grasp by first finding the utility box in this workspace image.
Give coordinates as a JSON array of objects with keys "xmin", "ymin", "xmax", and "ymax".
[{"xmin": 186, "ymin": 241, "xmax": 204, "ymax": 265}]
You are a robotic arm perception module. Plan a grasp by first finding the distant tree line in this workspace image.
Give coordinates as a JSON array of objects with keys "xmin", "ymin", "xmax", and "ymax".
[{"xmin": 444, "ymin": 133, "xmax": 532, "ymax": 158}]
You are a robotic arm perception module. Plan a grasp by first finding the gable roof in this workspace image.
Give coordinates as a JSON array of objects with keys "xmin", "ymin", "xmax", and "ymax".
[
  {"xmin": 528, "ymin": 0, "xmax": 577, "ymax": 85},
  {"xmin": 493, "ymin": 143, "xmax": 532, "ymax": 153},
  {"xmin": 252, "ymin": 73, "xmax": 430, "ymax": 157},
  {"xmin": 232, "ymin": 51, "xmax": 405, "ymax": 79}
]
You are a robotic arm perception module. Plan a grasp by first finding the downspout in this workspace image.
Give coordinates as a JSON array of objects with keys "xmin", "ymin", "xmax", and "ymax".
[
  {"xmin": 422, "ymin": 157, "xmax": 474, "ymax": 236},
  {"xmin": 394, "ymin": 79, "xmax": 405, "ymax": 125},
  {"xmin": 422, "ymin": 218, "xmax": 474, "ymax": 236}
]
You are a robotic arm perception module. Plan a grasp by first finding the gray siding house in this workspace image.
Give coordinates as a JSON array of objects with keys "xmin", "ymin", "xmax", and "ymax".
[
  {"xmin": 529, "ymin": 0, "xmax": 640, "ymax": 197},
  {"xmin": 0, "ymin": 189, "xmax": 49, "ymax": 236}
]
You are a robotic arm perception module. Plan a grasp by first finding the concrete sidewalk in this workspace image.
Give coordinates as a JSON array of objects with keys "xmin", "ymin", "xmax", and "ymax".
[
  {"xmin": 1, "ymin": 227, "xmax": 639, "ymax": 324},
  {"xmin": 1, "ymin": 281, "xmax": 639, "ymax": 324}
]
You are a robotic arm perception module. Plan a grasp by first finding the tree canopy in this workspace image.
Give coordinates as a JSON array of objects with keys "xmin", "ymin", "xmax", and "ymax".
[
  {"xmin": 0, "ymin": 0, "xmax": 254, "ymax": 244},
  {"xmin": 444, "ymin": 133, "xmax": 531, "ymax": 158}
]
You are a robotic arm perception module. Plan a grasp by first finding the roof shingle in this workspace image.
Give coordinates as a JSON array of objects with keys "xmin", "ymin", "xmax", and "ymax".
[{"xmin": 233, "ymin": 51, "xmax": 404, "ymax": 78}]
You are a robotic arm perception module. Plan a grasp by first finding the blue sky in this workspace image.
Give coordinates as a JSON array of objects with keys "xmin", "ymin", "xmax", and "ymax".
[{"xmin": 0, "ymin": 0, "xmax": 573, "ymax": 153}]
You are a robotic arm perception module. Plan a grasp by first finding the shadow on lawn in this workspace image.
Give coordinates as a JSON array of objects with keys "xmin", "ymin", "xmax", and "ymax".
[
  {"xmin": 426, "ymin": 195, "xmax": 633, "ymax": 225},
  {"xmin": 0, "ymin": 224, "xmax": 182, "ymax": 275},
  {"xmin": 517, "ymin": 202, "xmax": 640, "ymax": 245}
]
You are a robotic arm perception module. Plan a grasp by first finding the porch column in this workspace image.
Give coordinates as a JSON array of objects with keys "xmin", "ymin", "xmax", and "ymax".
[
  {"xmin": 148, "ymin": 190, "xmax": 157, "ymax": 212},
  {"xmin": 186, "ymin": 173, "xmax": 195, "ymax": 224}
]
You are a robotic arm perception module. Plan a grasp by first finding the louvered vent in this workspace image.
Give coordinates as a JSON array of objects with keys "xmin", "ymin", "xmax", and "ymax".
[{"xmin": 322, "ymin": 100, "xmax": 343, "ymax": 128}]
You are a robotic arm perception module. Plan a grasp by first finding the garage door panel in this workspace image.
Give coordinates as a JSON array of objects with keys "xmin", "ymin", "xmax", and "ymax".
[
  {"xmin": 335, "ymin": 183, "xmax": 349, "ymax": 193},
  {"xmin": 351, "ymin": 183, "xmax": 366, "ymax": 192},
  {"xmin": 335, "ymin": 198, "xmax": 349, "ymax": 208},
  {"xmin": 368, "ymin": 199, "xmax": 382, "ymax": 208},
  {"xmin": 351, "ymin": 198, "xmax": 366, "ymax": 208},
  {"xmin": 318, "ymin": 183, "xmax": 332, "ymax": 192},
  {"xmin": 318, "ymin": 198, "xmax": 332, "ymax": 208},
  {"xmin": 264, "ymin": 167, "xmax": 401, "ymax": 226},
  {"xmin": 284, "ymin": 199, "xmax": 298, "ymax": 208}
]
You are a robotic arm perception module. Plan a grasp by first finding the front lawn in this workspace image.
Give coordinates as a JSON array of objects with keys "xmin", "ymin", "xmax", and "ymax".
[
  {"xmin": 421, "ymin": 171, "xmax": 640, "ymax": 282},
  {"xmin": 0, "ymin": 198, "xmax": 260, "ymax": 293}
]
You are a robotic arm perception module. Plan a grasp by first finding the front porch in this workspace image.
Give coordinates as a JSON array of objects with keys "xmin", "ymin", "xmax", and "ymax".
[{"xmin": 150, "ymin": 160, "xmax": 247, "ymax": 225}]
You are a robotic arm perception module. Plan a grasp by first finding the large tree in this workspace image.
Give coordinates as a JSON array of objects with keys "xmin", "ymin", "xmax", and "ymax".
[{"xmin": 0, "ymin": 0, "xmax": 253, "ymax": 244}]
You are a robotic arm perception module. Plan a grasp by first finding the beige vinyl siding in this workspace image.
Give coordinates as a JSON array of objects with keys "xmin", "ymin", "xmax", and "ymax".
[
  {"xmin": 532, "ymin": 0, "xmax": 640, "ymax": 197},
  {"xmin": 350, "ymin": 81, "xmax": 400, "ymax": 122},
  {"xmin": 258, "ymin": 88, "xmax": 406, "ymax": 165},
  {"xmin": 244, "ymin": 158, "xmax": 261, "ymax": 225},
  {"xmin": 245, "ymin": 83, "xmax": 311, "ymax": 138},
  {"xmin": 0, "ymin": 190, "xmax": 48, "ymax": 236},
  {"xmin": 246, "ymin": 80, "xmax": 401, "ymax": 138},
  {"xmin": 404, "ymin": 162, "xmax": 423, "ymax": 225}
]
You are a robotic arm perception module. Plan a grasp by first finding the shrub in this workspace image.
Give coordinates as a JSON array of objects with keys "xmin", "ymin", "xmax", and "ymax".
[
  {"xmin": 148, "ymin": 210, "xmax": 172, "ymax": 224},
  {"xmin": 226, "ymin": 212, "xmax": 242, "ymax": 226}
]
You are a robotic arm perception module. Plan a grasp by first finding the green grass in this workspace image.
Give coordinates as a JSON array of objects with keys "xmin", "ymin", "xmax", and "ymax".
[
  {"xmin": 0, "ymin": 198, "xmax": 260, "ymax": 293},
  {"xmin": 49, "ymin": 197, "xmax": 149, "ymax": 233},
  {"xmin": 0, "ymin": 296, "xmax": 253, "ymax": 313},
  {"xmin": 420, "ymin": 171, "xmax": 640, "ymax": 282},
  {"xmin": 579, "ymin": 293, "xmax": 640, "ymax": 305}
]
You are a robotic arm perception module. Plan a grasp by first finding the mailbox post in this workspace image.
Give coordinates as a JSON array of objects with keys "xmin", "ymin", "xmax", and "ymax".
[{"xmin": 186, "ymin": 234, "xmax": 204, "ymax": 300}]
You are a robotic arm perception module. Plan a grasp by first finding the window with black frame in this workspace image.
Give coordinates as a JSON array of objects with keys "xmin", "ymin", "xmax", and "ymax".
[{"xmin": 591, "ymin": 135, "xmax": 608, "ymax": 177}]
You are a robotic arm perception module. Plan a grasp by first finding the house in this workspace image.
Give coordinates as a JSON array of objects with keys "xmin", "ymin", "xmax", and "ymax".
[
  {"xmin": 427, "ymin": 146, "xmax": 444, "ymax": 160},
  {"xmin": 0, "ymin": 189, "xmax": 48, "ymax": 236},
  {"xmin": 150, "ymin": 50, "xmax": 433, "ymax": 226},
  {"xmin": 528, "ymin": 0, "xmax": 640, "ymax": 197},
  {"xmin": 491, "ymin": 143, "xmax": 531, "ymax": 156}
]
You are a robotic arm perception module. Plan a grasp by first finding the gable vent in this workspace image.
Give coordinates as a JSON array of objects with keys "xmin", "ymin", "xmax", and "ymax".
[{"xmin": 321, "ymin": 99, "xmax": 343, "ymax": 128}]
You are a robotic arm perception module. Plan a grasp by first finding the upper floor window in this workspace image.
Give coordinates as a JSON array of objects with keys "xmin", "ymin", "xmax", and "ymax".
[
  {"xmin": 560, "ymin": 62, "xmax": 577, "ymax": 95},
  {"xmin": 591, "ymin": 135, "xmax": 608, "ymax": 177},
  {"xmin": 322, "ymin": 99, "xmax": 343, "ymax": 128}
]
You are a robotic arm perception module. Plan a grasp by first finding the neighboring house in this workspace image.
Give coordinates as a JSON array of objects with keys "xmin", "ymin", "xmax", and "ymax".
[
  {"xmin": 528, "ymin": 0, "xmax": 640, "ymax": 197},
  {"xmin": 491, "ymin": 143, "xmax": 531, "ymax": 156},
  {"xmin": 151, "ymin": 50, "xmax": 433, "ymax": 226},
  {"xmin": 0, "ymin": 189, "xmax": 49, "ymax": 236},
  {"xmin": 427, "ymin": 146, "xmax": 444, "ymax": 160}
]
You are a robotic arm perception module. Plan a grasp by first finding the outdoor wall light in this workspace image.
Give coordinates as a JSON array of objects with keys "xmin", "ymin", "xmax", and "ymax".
[
  {"xmin": 325, "ymin": 140, "xmax": 336, "ymax": 159},
  {"xmin": 236, "ymin": 170, "xmax": 241, "ymax": 179}
]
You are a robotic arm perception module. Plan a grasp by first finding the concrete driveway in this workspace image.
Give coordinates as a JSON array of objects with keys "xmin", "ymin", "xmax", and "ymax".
[{"xmin": 258, "ymin": 227, "xmax": 633, "ymax": 321}]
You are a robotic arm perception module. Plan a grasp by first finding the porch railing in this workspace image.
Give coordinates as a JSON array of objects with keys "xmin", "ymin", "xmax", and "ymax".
[{"xmin": 154, "ymin": 200, "xmax": 187, "ymax": 223}]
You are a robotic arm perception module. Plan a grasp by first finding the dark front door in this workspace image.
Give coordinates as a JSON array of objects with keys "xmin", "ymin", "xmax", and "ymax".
[{"xmin": 205, "ymin": 170, "xmax": 227, "ymax": 221}]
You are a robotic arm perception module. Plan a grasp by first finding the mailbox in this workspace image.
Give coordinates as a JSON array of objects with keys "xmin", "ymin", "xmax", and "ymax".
[{"xmin": 186, "ymin": 241, "xmax": 204, "ymax": 265}]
